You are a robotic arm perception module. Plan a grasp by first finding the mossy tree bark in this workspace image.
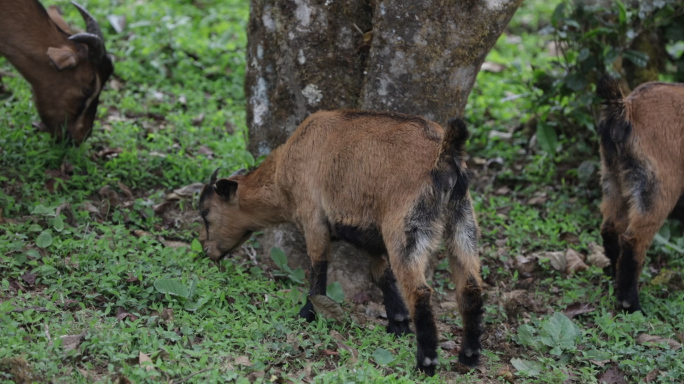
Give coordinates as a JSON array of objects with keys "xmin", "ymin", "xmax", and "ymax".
[{"xmin": 245, "ymin": 0, "xmax": 521, "ymax": 299}]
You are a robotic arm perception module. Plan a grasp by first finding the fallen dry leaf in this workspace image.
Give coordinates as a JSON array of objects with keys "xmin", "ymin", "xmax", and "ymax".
[
  {"xmin": 94, "ymin": 147, "xmax": 123, "ymax": 159},
  {"xmin": 330, "ymin": 330, "xmax": 358, "ymax": 361},
  {"xmin": 21, "ymin": 272, "xmax": 36, "ymax": 286},
  {"xmin": 565, "ymin": 249, "xmax": 588, "ymax": 275},
  {"xmin": 107, "ymin": 14, "xmax": 126, "ymax": 33},
  {"xmin": 60, "ymin": 334, "xmax": 85, "ymax": 351},
  {"xmin": 138, "ymin": 352, "xmax": 154, "ymax": 372},
  {"xmin": 320, "ymin": 349, "xmax": 339, "ymax": 356},
  {"xmin": 116, "ymin": 181, "xmax": 134, "ymax": 200},
  {"xmin": 636, "ymin": 334, "xmax": 682, "ymax": 351},
  {"xmin": 598, "ymin": 365, "xmax": 627, "ymax": 384},
  {"xmin": 166, "ymin": 183, "xmax": 205, "ymax": 201},
  {"xmin": 133, "ymin": 230, "xmax": 151, "ymax": 238},
  {"xmin": 514, "ymin": 255, "xmax": 537, "ymax": 276},
  {"xmin": 309, "ymin": 295, "xmax": 345, "ymax": 323},
  {"xmin": 564, "ymin": 302, "xmax": 595, "ymax": 319},
  {"xmin": 161, "ymin": 308, "xmax": 174, "ymax": 323},
  {"xmin": 99, "ymin": 185, "xmax": 120, "ymax": 207},
  {"xmin": 159, "ymin": 238, "xmax": 190, "ymax": 249},
  {"xmin": 559, "ymin": 231, "xmax": 580, "ymax": 245},
  {"xmin": 535, "ymin": 251, "xmax": 566, "ymax": 271},
  {"xmin": 440, "ymin": 340, "xmax": 457, "ymax": 350},
  {"xmin": 644, "ymin": 369, "xmax": 660, "ymax": 383},
  {"xmin": 587, "ymin": 242, "xmax": 611, "ymax": 269},
  {"xmin": 496, "ymin": 365, "xmax": 515, "ymax": 383},
  {"xmin": 234, "ymin": 355, "xmax": 252, "ymax": 366}
]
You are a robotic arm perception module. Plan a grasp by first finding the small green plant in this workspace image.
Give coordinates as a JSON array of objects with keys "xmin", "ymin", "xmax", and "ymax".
[{"xmin": 269, "ymin": 247, "xmax": 306, "ymax": 284}]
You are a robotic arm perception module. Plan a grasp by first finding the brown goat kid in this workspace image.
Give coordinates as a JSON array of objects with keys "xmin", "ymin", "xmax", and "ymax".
[
  {"xmin": 199, "ymin": 110, "xmax": 484, "ymax": 375},
  {"xmin": 0, "ymin": 0, "xmax": 113, "ymax": 145},
  {"xmin": 597, "ymin": 77, "xmax": 684, "ymax": 313}
]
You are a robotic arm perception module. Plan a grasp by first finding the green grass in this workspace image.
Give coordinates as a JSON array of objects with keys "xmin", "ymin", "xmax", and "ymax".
[{"xmin": 2, "ymin": 0, "xmax": 683, "ymax": 383}]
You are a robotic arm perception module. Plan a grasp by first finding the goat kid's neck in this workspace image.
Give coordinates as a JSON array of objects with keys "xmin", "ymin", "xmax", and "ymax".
[{"xmin": 238, "ymin": 151, "xmax": 289, "ymax": 226}]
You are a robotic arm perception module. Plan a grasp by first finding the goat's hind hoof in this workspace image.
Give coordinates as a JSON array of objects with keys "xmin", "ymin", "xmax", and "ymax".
[
  {"xmin": 416, "ymin": 357, "xmax": 438, "ymax": 376},
  {"xmin": 298, "ymin": 303, "xmax": 316, "ymax": 323},
  {"xmin": 386, "ymin": 319, "xmax": 412, "ymax": 337},
  {"xmin": 458, "ymin": 348, "xmax": 480, "ymax": 368}
]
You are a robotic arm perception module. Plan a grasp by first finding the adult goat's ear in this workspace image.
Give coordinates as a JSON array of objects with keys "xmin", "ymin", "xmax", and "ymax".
[
  {"xmin": 46, "ymin": 47, "xmax": 78, "ymax": 70},
  {"xmin": 213, "ymin": 179, "xmax": 238, "ymax": 200}
]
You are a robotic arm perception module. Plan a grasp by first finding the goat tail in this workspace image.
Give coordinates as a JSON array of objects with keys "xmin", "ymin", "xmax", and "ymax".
[
  {"xmin": 443, "ymin": 117, "xmax": 470, "ymax": 156},
  {"xmin": 597, "ymin": 76, "xmax": 631, "ymax": 145},
  {"xmin": 432, "ymin": 117, "xmax": 470, "ymax": 197}
]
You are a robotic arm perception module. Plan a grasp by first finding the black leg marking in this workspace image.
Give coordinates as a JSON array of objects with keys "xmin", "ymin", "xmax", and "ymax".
[
  {"xmin": 616, "ymin": 237, "xmax": 642, "ymax": 313},
  {"xmin": 299, "ymin": 261, "xmax": 328, "ymax": 322},
  {"xmin": 377, "ymin": 267, "xmax": 412, "ymax": 336},
  {"xmin": 414, "ymin": 286, "xmax": 438, "ymax": 376},
  {"xmin": 601, "ymin": 223, "xmax": 621, "ymax": 278},
  {"xmin": 458, "ymin": 278, "xmax": 483, "ymax": 367}
]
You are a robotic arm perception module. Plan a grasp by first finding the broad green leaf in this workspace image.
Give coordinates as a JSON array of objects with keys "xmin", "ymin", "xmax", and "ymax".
[
  {"xmin": 191, "ymin": 238, "xmax": 203, "ymax": 253},
  {"xmin": 154, "ymin": 279, "xmax": 190, "ymax": 298},
  {"xmin": 516, "ymin": 324, "xmax": 539, "ymax": 350},
  {"xmin": 372, "ymin": 348, "xmax": 395, "ymax": 366},
  {"xmin": 289, "ymin": 267, "xmax": 306, "ymax": 284},
  {"xmin": 36, "ymin": 231, "xmax": 53, "ymax": 248},
  {"xmin": 184, "ymin": 298, "xmax": 204, "ymax": 312},
  {"xmin": 536, "ymin": 122, "xmax": 558, "ymax": 155},
  {"xmin": 25, "ymin": 249, "xmax": 41, "ymax": 259},
  {"xmin": 53, "ymin": 215, "xmax": 64, "ymax": 232},
  {"xmin": 623, "ymin": 49, "xmax": 649, "ymax": 68},
  {"xmin": 551, "ymin": 2, "xmax": 566, "ymax": 27},
  {"xmin": 511, "ymin": 358, "xmax": 542, "ymax": 377},
  {"xmin": 31, "ymin": 204, "xmax": 54, "ymax": 216},
  {"xmin": 564, "ymin": 72, "xmax": 587, "ymax": 91},
  {"xmin": 270, "ymin": 247, "xmax": 288, "ymax": 270},
  {"xmin": 539, "ymin": 312, "xmax": 581, "ymax": 354},
  {"xmin": 326, "ymin": 281, "xmax": 345, "ymax": 304}
]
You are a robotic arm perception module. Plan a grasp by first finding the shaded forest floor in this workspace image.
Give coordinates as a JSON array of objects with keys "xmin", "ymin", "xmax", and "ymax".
[{"xmin": 1, "ymin": 0, "xmax": 682, "ymax": 383}]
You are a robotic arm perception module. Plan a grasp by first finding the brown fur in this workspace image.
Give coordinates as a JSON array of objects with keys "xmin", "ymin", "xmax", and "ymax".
[
  {"xmin": 598, "ymin": 77, "xmax": 684, "ymax": 312},
  {"xmin": 0, "ymin": 0, "xmax": 113, "ymax": 145},
  {"xmin": 199, "ymin": 109, "xmax": 484, "ymax": 375}
]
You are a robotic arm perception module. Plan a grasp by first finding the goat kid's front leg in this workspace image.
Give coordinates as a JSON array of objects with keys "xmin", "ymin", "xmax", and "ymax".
[
  {"xmin": 298, "ymin": 222, "xmax": 331, "ymax": 322},
  {"xmin": 371, "ymin": 256, "xmax": 412, "ymax": 336}
]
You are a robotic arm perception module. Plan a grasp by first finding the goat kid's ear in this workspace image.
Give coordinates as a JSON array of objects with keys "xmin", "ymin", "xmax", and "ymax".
[
  {"xmin": 213, "ymin": 179, "xmax": 238, "ymax": 200},
  {"xmin": 46, "ymin": 47, "xmax": 78, "ymax": 70}
]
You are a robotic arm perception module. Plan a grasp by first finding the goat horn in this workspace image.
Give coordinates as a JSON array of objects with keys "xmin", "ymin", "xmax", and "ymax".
[
  {"xmin": 210, "ymin": 168, "xmax": 220, "ymax": 185},
  {"xmin": 71, "ymin": 2, "xmax": 104, "ymax": 40},
  {"xmin": 69, "ymin": 2, "xmax": 105, "ymax": 62}
]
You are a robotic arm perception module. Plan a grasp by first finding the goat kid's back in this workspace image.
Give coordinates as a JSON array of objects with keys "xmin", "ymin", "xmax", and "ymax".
[
  {"xmin": 598, "ymin": 78, "xmax": 684, "ymax": 312},
  {"xmin": 277, "ymin": 110, "xmax": 460, "ymax": 226}
]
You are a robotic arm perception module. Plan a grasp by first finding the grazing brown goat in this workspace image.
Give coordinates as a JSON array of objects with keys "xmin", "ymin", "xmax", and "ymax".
[
  {"xmin": 0, "ymin": 0, "xmax": 113, "ymax": 144},
  {"xmin": 597, "ymin": 76, "xmax": 684, "ymax": 312},
  {"xmin": 199, "ymin": 110, "xmax": 484, "ymax": 375}
]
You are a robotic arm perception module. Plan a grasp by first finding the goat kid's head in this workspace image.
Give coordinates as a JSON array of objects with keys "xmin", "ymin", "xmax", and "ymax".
[
  {"xmin": 38, "ymin": 2, "xmax": 113, "ymax": 145},
  {"xmin": 198, "ymin": 168, "xmax": 251, "ymax": 261}
]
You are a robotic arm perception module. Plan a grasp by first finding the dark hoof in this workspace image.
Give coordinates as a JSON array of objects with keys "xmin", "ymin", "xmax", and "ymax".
[
  {"xmin": 416, "ymin": 359, "xmax": 437, "ymax": 376},
  {"xmin": 299, "ymin": 302, "xmax": 316, "ymax": 322},
  {"xmin": 387, "ymin": 320, "xmax": 412, "ymax": 337},
  {"xmin": 458, "ymin": 348, "xmax": 480, "ymax": 368},
  {"xmin": 617, "ymin": 300, "xmax": 643, "ymax": 314}
]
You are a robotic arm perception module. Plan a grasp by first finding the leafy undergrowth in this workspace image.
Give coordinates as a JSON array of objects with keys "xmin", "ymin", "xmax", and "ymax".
[{"xmin": 1, "ymin": 0, "xmax": 683, "ymax": 383}]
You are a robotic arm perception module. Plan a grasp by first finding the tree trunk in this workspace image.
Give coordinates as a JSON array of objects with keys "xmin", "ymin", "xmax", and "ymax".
[{"xmin": 245, "ymin": 0, "xmax": 521, "ymax": 300}]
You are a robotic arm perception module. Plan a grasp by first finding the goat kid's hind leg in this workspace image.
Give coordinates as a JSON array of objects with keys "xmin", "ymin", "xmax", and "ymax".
[
  {"xmin": 370, "ymin": 256, "xmax": 412, "ymax": 336},
  {"xmin": 386, "ymin": 230, "xmax": 440, "ymax": 375},
  {"xmin": 298, "ymin": 221, "xmax": 331, "ymax": 322},
  {"xmin": 446, "ymin": 194, "xmax": 484, "ymax": 368},
  {"xmin": 616, "ymin": 207, "xmax": 672, "ymax": 313},
  {"xmin": 600, "ymin": 173, "xmax": 628, "ymax": 278}
]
